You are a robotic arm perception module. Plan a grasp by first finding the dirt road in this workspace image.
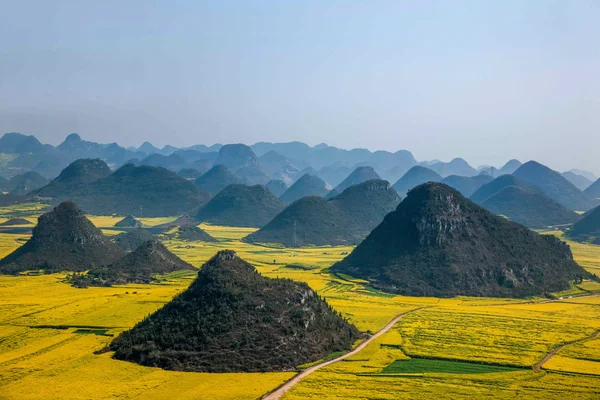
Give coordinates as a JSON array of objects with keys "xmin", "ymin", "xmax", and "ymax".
[
  {"xmin": 534, "ymin": 329, "xmax": 600, "ymax": 371},
  {"xmin": 261, "ymin": 308, "xmax": 422, "ymax": 400}
]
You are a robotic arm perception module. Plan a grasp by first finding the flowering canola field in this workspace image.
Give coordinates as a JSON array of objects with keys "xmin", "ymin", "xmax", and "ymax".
[{"xmin": 0, "ymin": 212, "xmax": 599, "ymax": 399}]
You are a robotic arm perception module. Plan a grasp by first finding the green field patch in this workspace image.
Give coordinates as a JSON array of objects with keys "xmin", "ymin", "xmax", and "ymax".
[
  {"xmin": 380, "ymin": 358, "xmax": 522, "ymax": 375},
  {"xmin": 73, "ymin": 329, "xmax": 113, "ymax": 336}
]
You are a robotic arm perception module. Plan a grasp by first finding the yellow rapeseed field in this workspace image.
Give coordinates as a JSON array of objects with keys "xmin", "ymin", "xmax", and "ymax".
[{"xmin": 0, "ymin": 208, "xmax": 600, "ymax": 399}]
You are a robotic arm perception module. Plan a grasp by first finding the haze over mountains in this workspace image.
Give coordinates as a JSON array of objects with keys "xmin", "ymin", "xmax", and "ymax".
[
  {"xmin": 1, "ymin": 132, "xmax": 598, "ymax": 228},
  {"xmin": 3, "ymin": 132, "xmax": 596, "ymax": 191}
]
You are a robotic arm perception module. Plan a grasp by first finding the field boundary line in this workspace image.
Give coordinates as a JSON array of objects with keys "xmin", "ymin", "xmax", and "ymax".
[{"xmin": 260, "ymin": 307, "xmax": 426, "ymax": 400}]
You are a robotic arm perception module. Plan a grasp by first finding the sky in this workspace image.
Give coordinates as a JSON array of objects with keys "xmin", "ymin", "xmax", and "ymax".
[{"xmin": 1, "ymin": 0, "xmax": 599, "ymax": 172}]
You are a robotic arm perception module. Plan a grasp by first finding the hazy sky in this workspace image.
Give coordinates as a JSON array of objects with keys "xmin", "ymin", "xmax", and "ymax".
[{"xmin": 1, "ymin": 1, "xmax": 599, "ymax": 172}]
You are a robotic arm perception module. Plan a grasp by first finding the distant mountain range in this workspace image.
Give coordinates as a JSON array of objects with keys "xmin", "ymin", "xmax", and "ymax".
[{"xmin": 1, "ymin": 132, "xmax": 597, "ymax": 197}]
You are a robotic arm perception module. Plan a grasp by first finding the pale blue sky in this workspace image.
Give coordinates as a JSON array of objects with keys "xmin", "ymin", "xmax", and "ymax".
[{"xmin": 1, "ymin": 1, "xmax": 599, "ymax": 172}]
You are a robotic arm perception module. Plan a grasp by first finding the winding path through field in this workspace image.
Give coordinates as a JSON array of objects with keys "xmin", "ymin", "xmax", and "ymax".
[
  {"xmin": 261, "ymin": 308, "xmax": 423, "ymax": 400},
  {"xmin": 534, "ymin": 329, "xmax": 600, "ymax": 371}
]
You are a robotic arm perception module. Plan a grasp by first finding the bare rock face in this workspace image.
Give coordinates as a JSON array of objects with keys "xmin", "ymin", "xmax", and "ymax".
[
  {"xmin": 412, "ymin": 190, "xmax": 469, "ymax": 246},
  {"xmin": 332, "ymin": 182, "xmax": 590, "ymax": 298},
  {"xmin": 0, "ymin": 202, "xmax": 125, "ymax": 273}
]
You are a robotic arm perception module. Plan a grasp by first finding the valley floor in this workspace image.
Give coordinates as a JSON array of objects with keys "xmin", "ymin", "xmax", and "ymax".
[{"xmin": 1, "ymin": 208, "xmax": 600, "ymax": 399}]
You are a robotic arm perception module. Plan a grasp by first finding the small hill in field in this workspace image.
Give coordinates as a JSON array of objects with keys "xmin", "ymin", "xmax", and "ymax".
[
  {"xmin": 279, "ymin": 174, "xmax": 330, "ymax": 203},
  {"xmin": 481, "ymin": 186, "xmax": 581, "ymax": 229},
  {"xmin": 562, "ymin": 171, "xmax": 593, "ymax": 191},
  {"xmin": 109, "ymin": 250, "xmax": 358, "ymax": 372},
  {"xmin": 0, "ymin": 218, "xmax": 32, "ymax": 226},
  {"xmin": 171, "ymin": 225, "xmax": 217, "ymax": 242},
  {"xmin": 265, "ymin": 179, "xmax": 288, "ymax": 197},
  {"xmin": 245, "ymin": 180, "xmax": 400, "ymax": 246},
  {"xmin": 513, "ymin": 161, "xmax": 598, "ymax": 211},
  {"xmin": 194, "ymin": 165, "xmax": 240, "ymax": 195},
  {"xmin": 566, "ymin": 206, "xmax": 600, "ymax": 243},
  {"xmin": 151, "ymin": 215, "xmax": 197, "ymax": 233},
  {"xmin": 332, "ymin": 166, "xmax": 380, "ymax": 194},
  {"xmin": 332, "ymin": 183, "xmax": 589, "ymax": 297},
  {"xmin": 196, "ymin": 184, "xmax": 285, "ymax": 227},
  {"xmin": 113, "ymin": 228, "xmax": 156, "ymax": 251},
  {"xmin": 115, "ymin": 215, "xmax": 141, "ymax": 228},
  {"xmin": 393, "ymin": 166, "xmax": 442, "ymax": 196},
  {"xmin": 0, "ymin": 202, "xmax": 125, "ymax": 274},
  {"xmin": 82, "ymin": 240, "xmax": 195, "ymax": 286},
  {"xmin": 440, "ymin": 175, "xmax": 494, "ymax": 197},
  {"xmin": 585, "ymin": 179, "xmax": 600, "ymax": 199}
]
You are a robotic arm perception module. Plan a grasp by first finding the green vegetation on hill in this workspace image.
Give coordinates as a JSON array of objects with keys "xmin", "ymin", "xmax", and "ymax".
[
  {"xmin": 5, "ymin": 171, "xmax": 49, "ymax": 195},
  {"xmin": 480, "ymin": 186, "xmax": 581, "ymax": 229},
  {"xmin": 194, "ymin": 164, "xmax": 240, "ymax": 195},
  {"xmin": 245, "ymin": 179, "xmax": 400, "ymax": 246},
  {"xmin": 470, "ymin": 174, "xmax": 541, "ymax": 203},
  {"xmin": 471, "ymin": 175, "xmax": 581, "ymax": 228},
  {"xmin": 76, "ymin": 240, "xmax": 194, "ymax": 286},
  {"xmin": 113, "ymin": 228, "xmax": 156, "ymax": 251},
  {"xmin": 332, "ymin": 166, "xmax": 380, "ymax": 194},
  {"xmin": 114, "ymin": 215, "xmax": 141, "ymax": 227},
  {"xmin": 332, "ymin": 183, "xmax": 590, "ymax": 297},
  {"xmin": 0, "ymin": 202, "xmax": 125, "ymax": 274},
  {"xmin": 0, "ymin": 218, "xmax": 32, "ymax": 226},
  {"xmin": 265, "ymin": 179, "xmax": 288, "ymax": 197},
  {"xmin": 585, "ymin": 179, "xmax": 600, "ymax": 199},
  {"xmin": 34, "ymin": 162, "xmax": 210, "ymax": 216},
  {"xmin": 566, "ymin": 206, "xmax": 600, "ymax": 243},
  {"xmin": 440, "ymin": 174, "xmax": 493, "ymax": 197},
  {"xmin": 170, "ymin": 225, "xmax": 217, "ymax": 242},
  {"xmin": 513, "ymin": 161, "xmax": 598, "ymax": 211},
  {"xmin": 196, "ymin": 184, "xmax": 285, "ymax": 227},
  {"xmin": 110, "ymin": 250, "xmax": 359, "ymax": 372},
  {"xmin": 279, "ymin": 173, "xmax": 330, "ymax": 203},
  {"xmin": 393, "ymin": 166, "xmax": 441, "ymax": 196}
]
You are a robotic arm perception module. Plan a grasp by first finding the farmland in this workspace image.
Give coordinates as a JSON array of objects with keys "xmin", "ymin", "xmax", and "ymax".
[{"xmin": 0, "ymin": 207, "xmax": 600, "ymax": 399}]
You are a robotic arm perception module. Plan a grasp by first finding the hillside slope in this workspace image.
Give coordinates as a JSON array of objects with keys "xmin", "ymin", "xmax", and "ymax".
[
  {"xmin": 513, "ymin": 161, "xmax": 598, "ymax": 211},
  {"xmin": 110, "ymin": 250, "xmax": 359, "ymax": 372},
  {"xmin": 0, "ymin": 202, "xmax": 125, "ymax": 273},
  {"xmin": 332, "ymin": 183, "xmax": 588, "ymax": 297},
  {"xmin": 245, "ymin": 180, "xmax": 400, "ymax": 246},
  {"xmin": 196, "ymin": 184, "xmax": 285, "ymax": 227}
]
